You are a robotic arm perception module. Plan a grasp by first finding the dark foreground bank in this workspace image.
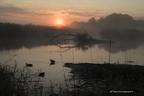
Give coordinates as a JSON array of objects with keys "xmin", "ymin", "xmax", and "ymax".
[
  {"xmin": 1, "ymin": 60, "xmax": 144, "ymax": 96},
  {"xmin": 65, "ymin": 63, "xmax": 144, "ymax": 96}
]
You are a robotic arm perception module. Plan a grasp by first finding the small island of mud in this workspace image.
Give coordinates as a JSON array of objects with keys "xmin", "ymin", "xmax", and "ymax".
[{"xmin": 65, "ymin": 63, "xmax": 144, "ymax": 96}]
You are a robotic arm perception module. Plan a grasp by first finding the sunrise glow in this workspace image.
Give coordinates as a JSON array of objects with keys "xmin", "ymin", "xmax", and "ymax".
[
  {"xmin": 57, "ymin": 22, "xmax": 61, "ymax": 25},
  {"xmin": 0, "ymin": 0, "xmax": 144, "ymax": 25},
  {"xmin": 54, "ymin": 19, "xmax": 65, "ymax": 26}
]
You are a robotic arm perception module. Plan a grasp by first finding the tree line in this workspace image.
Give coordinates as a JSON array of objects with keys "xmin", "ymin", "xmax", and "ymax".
[
  {"xmin": 0, "ymin": 23, "xmax": 60, "ymax": 39},
  {"xmin": 70, "ymin": 13, "xmax": 144, "ymax": 30}
]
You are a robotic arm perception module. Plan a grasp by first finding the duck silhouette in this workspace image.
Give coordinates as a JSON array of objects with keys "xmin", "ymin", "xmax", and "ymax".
[
  {"xmin": 50, "ymin": 59, "xmax": 55, "ymax": 63},
  {"xmin": 50, "ymin": 59, "xmax": 55, "ymax": 66},
  {"xmin": 26, "ymin": 63, "xmax": 33, "ymax": 67},
  {"xmin": 38, "ymin": 72, "xmax": 45, "ymax": 77}
]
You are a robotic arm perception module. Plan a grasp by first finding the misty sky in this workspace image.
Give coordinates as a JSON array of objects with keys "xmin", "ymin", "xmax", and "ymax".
[{"xmin": 0, "ymin": 0, "xmax": 144, "ymax": 25}]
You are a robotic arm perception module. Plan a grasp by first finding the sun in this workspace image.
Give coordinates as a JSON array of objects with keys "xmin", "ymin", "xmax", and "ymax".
[
  {"xmin": 54, "ymin": 19, "xmax": 66, "ymax": 27},
  {"xmin": 57, "ymin": 22, "xmax": 61, "ymax": 25},
  {"xmin": 55, "ymin": 19, "xmax": 64, "ymax": 26}
]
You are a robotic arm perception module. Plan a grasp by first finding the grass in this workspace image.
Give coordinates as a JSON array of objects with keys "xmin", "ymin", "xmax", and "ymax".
[
  {"xmin": 0, "ymin": 60, "xmax": 41, "ymax": 96},
  {"xmin": 0, "ymin": 56, "xmax": 77, "ymax": 96},
  {"xmin": 2, "ymin": 56, "xmax": 144, "ymax": 96},
  {"xmin": 65, "ymin": 63, "xmax": 144, "ymax": 96},
  {"xmin": 0, "ymin": 56, "xmax": 57, "ymax": 96}
]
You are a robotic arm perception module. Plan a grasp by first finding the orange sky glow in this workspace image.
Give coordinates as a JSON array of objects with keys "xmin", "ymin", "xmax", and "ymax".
[{"xmin": 0, "ymin": 0, "xmax": 144, "ymax": 26}]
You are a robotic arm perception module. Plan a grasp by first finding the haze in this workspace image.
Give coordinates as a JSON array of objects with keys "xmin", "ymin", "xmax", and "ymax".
[{"xmin": 0, "ymin": 0, "xmax": 144, "ymax": 25}]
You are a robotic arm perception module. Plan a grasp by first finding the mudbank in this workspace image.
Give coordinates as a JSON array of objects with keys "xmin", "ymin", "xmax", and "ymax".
[{"xmin": 65, "ymin": 63, "xmax": 144, "ymax": 96}]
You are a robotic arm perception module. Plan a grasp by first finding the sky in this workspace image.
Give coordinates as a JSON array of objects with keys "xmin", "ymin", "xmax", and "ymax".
[{"xmin": 0, "ymin": 0, "xmax": 144, "ymax": 26}]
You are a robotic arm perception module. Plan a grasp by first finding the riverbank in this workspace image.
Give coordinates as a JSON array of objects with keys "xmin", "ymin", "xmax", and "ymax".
[
  {"xmin": 1, "ymin": 59, "xmax": 144, "ymax": 96},
  {"xmin": 65, "ymin": 63, "xmax": 144, "ymax": 96}
]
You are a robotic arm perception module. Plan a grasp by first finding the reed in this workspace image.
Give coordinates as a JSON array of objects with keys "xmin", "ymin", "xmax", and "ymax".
[
  {"xmin": 60, "ymin": 54, "xmax": 69, "ymax": 96},
  {"xmin": 0, "ymin": 56, "xmax": 104, "ymax": 96},
  {"xmin": 0, "ymin": 56, "xmax": 56, "ymax": 96}
]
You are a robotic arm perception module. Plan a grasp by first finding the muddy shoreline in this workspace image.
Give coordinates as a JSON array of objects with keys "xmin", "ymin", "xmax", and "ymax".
[{"xmin": 65, "ymin": 63, "xmax": 144, "ymax": 95}]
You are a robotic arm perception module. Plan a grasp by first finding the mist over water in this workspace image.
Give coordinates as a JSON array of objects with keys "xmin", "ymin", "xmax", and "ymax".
[
  {"xmin": 98, "ymin": 29, "xmax": 144, "ymax": 53},
  {"xmin": 1, "ymin": 13, "xmax": 144, "ymax": 89},
  {"xmin": 1, "ymin": 13, "xmax": 144, "ymax": 53},
  {"xmin": 0, "ymin": 13, "xmax": 144, "ymax": 65}
]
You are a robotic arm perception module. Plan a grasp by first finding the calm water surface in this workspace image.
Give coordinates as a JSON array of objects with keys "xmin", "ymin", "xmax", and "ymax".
[{"xmin": 0, "ymin": 44, "xmax": 144, "ymax": 87}]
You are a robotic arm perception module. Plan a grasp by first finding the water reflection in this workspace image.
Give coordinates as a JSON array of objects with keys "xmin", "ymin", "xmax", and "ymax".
[
  {"xmin": 1, "ymin": 32, "xmax": 144, "ymax": 53},
  {"xmin": 98, "ymin": 29, "xmax": 144, "ymax": 53},
  {"xmin": 98, "ymin": 41, "xmax": 144, "ymax": 53},
  {"xmin": 1, "ymin": 41, "xmax": 144, "ymax": 91},
  {"xmin": 0, "ymin": 38, "xmax": 53, "ymax": 51}
]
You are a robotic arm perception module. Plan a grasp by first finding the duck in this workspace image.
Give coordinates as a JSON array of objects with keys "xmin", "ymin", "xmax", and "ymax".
[
  {"xmin": 50, "ymin": 62, "xmax": 55, "ymax": 66},
  {"xmin": 26, "ymin": 63, "xmax": 33, "ymax": 67},
  {"xmin": 38, "ymin": 72, "xmax": 45, "ymax": 77},
  {"xmin": 50, "ymin": 59, "xmax": 55, "ymax": 63}
]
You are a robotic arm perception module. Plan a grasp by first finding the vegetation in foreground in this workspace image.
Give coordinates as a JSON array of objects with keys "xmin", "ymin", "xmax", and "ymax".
[
  {"xmin": 1, "ymin": 56, "xmax": 144, "ymax": 96},
  {"xmin": 65, "ymin": 63, "xmax": 144, "ymax": 96},
  {"xmin": 0, "ymin": 57, "xmax": 101, "ymax": 96}
]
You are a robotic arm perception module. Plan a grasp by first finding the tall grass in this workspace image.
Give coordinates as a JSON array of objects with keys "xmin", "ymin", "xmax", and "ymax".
[
  {"xmin": 0, "ymin": 56, "xmax": 101, "ymax": 96},
  {"xmin": 0, "ymin": 56, "xmax": 58, "ymax": 96},
  {"xmin": 0, "ymin": 57, "xmax": 42, "ymax": 96},
  {"xmin": 60, "ymin": 54, "xmax": 70, "ymax": 96}
]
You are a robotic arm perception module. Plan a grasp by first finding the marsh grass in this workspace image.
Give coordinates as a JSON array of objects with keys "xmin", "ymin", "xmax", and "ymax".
[
  {"xmin": 0, "ymin": 56, "xmax": 122, "ymax": 96},
  {"xmin": 0, "ymin": 59, "xmax": 41, "ymax": 95},
  {"xmin": 0, "ymin": 56, "xmax": 82, "ymax": 96},
  {"xmin": 0, "ymin": 56, "xmax": 59, "ymax": 96},
  {"xmin": 3, "ymin": 56, "xmax": 141, "ymax": 96},
  {"xmin": 65, "ymin": 63, "xmax": 144, "ymax": 96}
]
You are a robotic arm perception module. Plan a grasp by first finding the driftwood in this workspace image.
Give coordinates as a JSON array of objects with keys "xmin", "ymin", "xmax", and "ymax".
[
  {"xmin": 45, "ymin": 29, "xmax": 109, "ymax": 51},
  {"xmin": 46, "ymin": 29, "xmax": 77, "ymax": 38}
]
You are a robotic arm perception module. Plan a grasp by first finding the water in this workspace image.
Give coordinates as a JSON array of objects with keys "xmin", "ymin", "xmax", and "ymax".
[{"xmin": 0, "ymin": 43, "xmax": 144, "ymax": 87}]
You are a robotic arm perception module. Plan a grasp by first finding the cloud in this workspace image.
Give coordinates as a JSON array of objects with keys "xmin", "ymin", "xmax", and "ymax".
[
  {"xmin": 0, "ymin": 3, "xmax": 104, "ymax": 18},
  {"xmin": 0, "ymin": 5, "xmax": 57, "ymax": 25},
  {"xmin": 0, "ymin": 6, "xmax": 55, "ymax": 16},
  {"xmin": 0, "ymin": 6, "xmax": 91, "ymax": 18},
  {"xmin": 27, "ymin": 10, "xmax": 55, "ymax": 16},
  {"xmin": 0, "ymin": 4, "xmax": 105, "ymax": 25},
  {"xmin": 61, "ymin": 10, "xmax": 101, "ymax": 17},
  {"xmin": 0, "ymin": 6, "xmax": 26, "ymax": 14}
]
